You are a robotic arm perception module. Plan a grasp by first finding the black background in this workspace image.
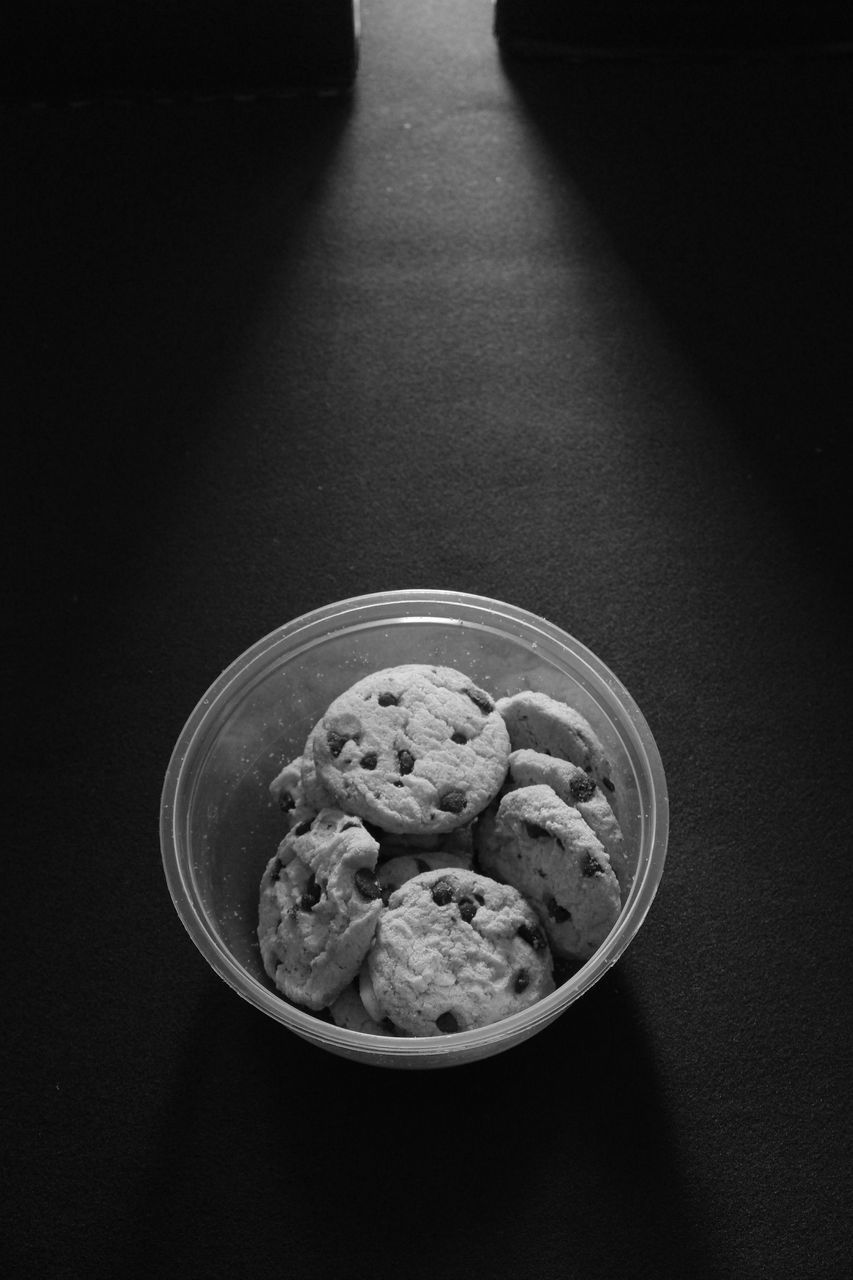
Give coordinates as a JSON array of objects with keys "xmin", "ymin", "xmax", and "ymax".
[{"xmin": 4, "ymin": 3, "xmax": 851, "ymax": 1278}]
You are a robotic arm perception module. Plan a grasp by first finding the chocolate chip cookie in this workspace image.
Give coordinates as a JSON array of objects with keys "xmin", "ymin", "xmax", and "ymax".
[
  {"xmin": 478, "ymin": 783, "xmax": 621, "ymax": 961},
  {"xmin": 308, "ymin": 665, "xmax": 511, "ymax": 835},
  {"xmin": 505, "ymin": 749, "xmax": 631, "ymax": 898},
  {"xmin": 366, "ymin": 867, "xmax": 555, "ymax": 1036},
  {"xmin": 377, "ymin": 849, "xmax": 473, "ymax": 899},
  {"xmin": 496, "ymin": 690, "xmax": 617, "ymax": 804},
  {"xmin": 299, "ymin": 725, "xmax": 336, "ymax": 811},
  {"xmin": 257, "ymin": 807, "xmax": 384, "ymax": 1010},
  {"xmin": 327, "ymin": 978, "xmax": 396, "ymax": 1036},
  {"xmin": 269, "ymin": 753, "xmax": 323, "ymax": 832}
]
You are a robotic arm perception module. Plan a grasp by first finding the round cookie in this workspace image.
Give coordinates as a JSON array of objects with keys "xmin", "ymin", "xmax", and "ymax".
[
  {"xmin": 269, "ymin": 755, "xmax": 305, "ymax": 814},
  {"xmin": 269, "ymin": 754, "xmax": 322, "ymax": 832},
  {"xmin": 376, "ymin": 821, "xmax": 476, "ymax": 860},
  {"xmin": 258, "ymin": 808, "xmax": 383, "ymax": 1010},
  {"xmin": 377, "ymin": 850, "xmax": 472, "ymax": 899},
  {"xmin": 496, "ymin": 690, "xmax": 618, "ymax": 806},
  {"xmin": 309, "ymin": 665, "xmax": 511, "ymax": 835},
  {"xmin": 327, "ymin": 978, "xmax": 396, "ymax": 1036},
  {"xmin": 299, "ymin": 724, "xmax": 336, "ymax": 811},
  {"xmin": 478, "ymin": 784, "xmax": 621, "ymax": 962},
  {"xmin": 367, "ymin": 867, "xmax": 555, "ymax": 1036},
  {"xmin": 505, "ymin": 749, "xmax": 631, "ymax": 899}
]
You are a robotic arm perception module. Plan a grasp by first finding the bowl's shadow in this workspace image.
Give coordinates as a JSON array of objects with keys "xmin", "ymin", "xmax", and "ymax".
[{"xmin": 127, "ymin": 965, "xmax": 720, "ymax": 1278}]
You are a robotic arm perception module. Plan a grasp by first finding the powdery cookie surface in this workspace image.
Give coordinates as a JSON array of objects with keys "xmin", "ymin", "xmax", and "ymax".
[
  {"xmin": 506, "ymin": 749, "xmax": 631, "ymax": 898},
  {"xmin": 258, "ymin": 808, "xmax": 383, "ymax": 1010},
  {"xmin": 478, "ymin": 784, "xmax": 621, "ymax": 962},
  {"xmin": 496, "ymin": 690, "xmax": 617, "ymax": 806},
  {"xmin": 309, "ymin": 665, "xmax": 510, "ymax": 835},
  {"xmin": 367, "ymin": 867, "xmax": 554, "ymax": 1036}
]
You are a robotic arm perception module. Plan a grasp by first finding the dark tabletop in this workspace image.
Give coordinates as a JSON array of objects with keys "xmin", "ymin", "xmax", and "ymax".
[{"xmin": 4, "ymin": 3, "xmax": 852, "ymax": 1278}]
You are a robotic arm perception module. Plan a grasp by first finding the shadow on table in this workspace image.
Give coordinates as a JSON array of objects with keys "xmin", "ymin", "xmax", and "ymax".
[
  {"xmin": 497, "ymin": 48, "xmax": 853, "ymax": 563},
  {"xmin": 129, "ymin": 966, "xmax": 723, "ymax": 1279}
]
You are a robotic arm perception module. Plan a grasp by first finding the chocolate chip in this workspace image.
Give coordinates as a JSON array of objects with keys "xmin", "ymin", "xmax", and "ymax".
[
  {"xmin": 431, "ymin": 880, "xmax": 454, "ymax": 906},
  {"xmin": 602, "ymin": 776, "xmax": 615, "ymax": 792},
  {"xmin": 327, "ymin": 731, "xmax": 349, "ymax": 758},
  {"xmin": 473, "ymin": 892, "xmax": 486, "ymax": 905},
  {"xmin": 451, "ymin": 731, "xmax": 467, "ymax": 744},
  {"xmin": 354, "ymin": 867, "xmax": 383, "ymax": 901},
  {"xmin": 293, "ymin": 819, "xmax": 313, "ymax": 837},
  {"xmin": 465, "ymin": 688, "xmax": 494, "ymax": 714},
  {"xmin": 360, "ymin": 752, "xmax": 378, "ymax": 770},
  {"xmin": 524, "ymin": 821, "xmax": 550, "ymax": 840},
  {"xmin": 438, "ymin": 790, "xmax": 466, "ymax": 814},
  {"xmin": 458, "ymin": 897, "xmax": 477, "ymax": 923},
  {"xmin": 378, "ymin": 692, "xmax": 399, "ymax": 706},
  {"xmin": 514, "ymin": 969, "xmax": 530, "ymax": 993},
  {"xmin": 545, "ymin": 896, "xmax": 571, "ymax": 922},
  {"xmin": 581, "ymin": 852, "xmax": 604, "ymax": 877},
  {"xmin": 569, "ymin": 775, "xmax": 597, "ymax": 802},
  {"xmin": 299, "ymin": 875, "xmax": 322, "ymax": 911},
  {"xmin": 277, "ymin": 790, "xmax": 296, "ymax": 813},
  {"xmin": 397, "ymin": 749, "xmax": 415, "ymax": 775},
  {"xmin": 436, "ymin": 1011, "xmax": 459, "ymax": 1034},
  {"xmin": 517, "ymin": 923, "xmax": 547, "ymax": 951}
]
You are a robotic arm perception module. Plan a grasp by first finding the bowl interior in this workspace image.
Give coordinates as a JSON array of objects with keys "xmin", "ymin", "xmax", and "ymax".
[{"xmin": 163, "ymin": 593, "xmax": 667, "ymax": 1066}]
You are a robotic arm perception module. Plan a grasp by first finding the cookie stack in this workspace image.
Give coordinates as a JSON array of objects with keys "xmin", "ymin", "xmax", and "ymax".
[{"xmin": 258, "ymin": 665, "xmax": 629, "ymax": 1038}]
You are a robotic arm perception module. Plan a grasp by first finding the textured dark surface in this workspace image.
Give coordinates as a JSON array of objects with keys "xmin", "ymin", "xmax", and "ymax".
[{"xmin": 4, "ymin": 3, "xmax": 851, "ymax": 1278}]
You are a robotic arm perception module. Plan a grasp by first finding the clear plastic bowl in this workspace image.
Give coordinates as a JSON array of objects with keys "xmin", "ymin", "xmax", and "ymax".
[{"xmin": 160, "ymin": 590, "xmax": 668, "ymax": 1068}]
